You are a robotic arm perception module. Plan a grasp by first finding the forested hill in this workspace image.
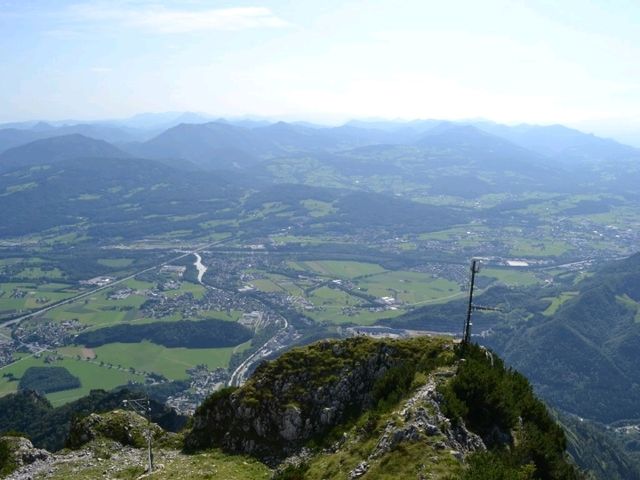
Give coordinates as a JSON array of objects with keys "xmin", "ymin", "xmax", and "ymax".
[
  {"xmin": 373, "ymin": 254, "xmax": 640, "ymax": 478},
  {"xmin": 490, "ymin": 253, "xmax": 640, "ymax": 423},
  {"xmin": 0, "ymin": 134, "xmax": 129, "ymax": 173},
  {"xmin": 378, "ymin": 253, "xmax": 640, "ymax": 426}
]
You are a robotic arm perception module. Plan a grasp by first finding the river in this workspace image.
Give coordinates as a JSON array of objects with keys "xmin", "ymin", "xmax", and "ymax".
[{"xmin": 193, "ymin": 252, "xmax": 207, "ymax": 283}]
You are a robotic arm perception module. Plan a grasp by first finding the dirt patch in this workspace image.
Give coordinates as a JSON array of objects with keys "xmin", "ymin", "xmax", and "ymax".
[{"xmin": 80, "ymin": 348, "xmax": 96, "ymax": 360}]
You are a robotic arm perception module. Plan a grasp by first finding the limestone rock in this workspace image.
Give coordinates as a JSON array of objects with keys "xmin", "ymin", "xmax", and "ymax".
[
  {"xmin": 66, "ymin": 410, "xmax": 165, "ymax": 449},
  {"xmin": 349, "ymin": 461, "xmax": 369, "ymax": 479},
  {"xmin": 370, "ymin": 376, "xmax": 485, "ymax": 460},
  {"xmin": 186, "ymin": 337, "xmax": 427, "ymax": 461},
  {"xmin": 1, "ymin": 436, "xmax": 50, "ymax": 468}
]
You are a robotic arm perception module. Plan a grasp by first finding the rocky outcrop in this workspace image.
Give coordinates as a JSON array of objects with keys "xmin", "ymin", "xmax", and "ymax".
[
  {"xmin": 3, "ymin": 439, "xmax": 179, "ymax": 480},
  {"xmin": 369, "ymin": 374, "xmax": 484, "ymax": 460},
  {"xmin": 66, "ymin": 410, "xmax": 168, "ymax": 449},
  {"xmin": 3, "ymin": 411, "xmax": 181, "ymax": 479},
  {"xmin": 0, "ymin": 436, "xmax": 50, "ymax": 476},
  {"xmin": 2, "ymin": 412, "xmax": 180, "ymax": 480},
  {"xmin": 185, "ymin": 336, "xmax": 454, "ymax": 461}
]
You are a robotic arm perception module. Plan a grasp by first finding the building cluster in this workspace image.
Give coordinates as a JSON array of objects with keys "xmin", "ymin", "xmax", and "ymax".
[
  {"xmin": 141, "ymin": 291, "xmax": 198, "ymax": 319},
  {"xmin": 166, "ymin": 366, "xmax": 230, "ymax": 415},
  {"xmin": 107, "ymin": 288, "xmax": 134, "ymax": 300},
  {"xmin": 0, "ymin": 343, "xmax": 13, "ymax": 368},
  {"xmin": 13, "ymin": 319, "xmax": 84, "ymax": 348},
  {"xmin": 160, "ymin": 265, "xmax": 186, "ymax": 276},
  {"xmin": 10, "ymin": 288, "xmax": 27, "ymax": 299},
  {"xmin": 80, "ymin": 276, "xmax": 115, "ymax": 287}
]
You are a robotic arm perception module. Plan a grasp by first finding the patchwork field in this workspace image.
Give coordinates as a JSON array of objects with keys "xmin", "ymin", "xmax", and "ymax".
[
  {"xmin": 39, "ymin": 278, "xmax": 208, "ymax": 330},
  {"xmin": 0, "ymin": 353, "xmax": 144, "ymax": 406},
  {"xmin": 480, "ymin": 267, "xmax": 542, "ymax": 287},
  {"xmin": 69, "ymin": 340, "xmax": 251, "ymax": 380},
  {"xmin": 355, "ymin": 271, "xmax": 461, "ymax": 305},
  {"xmin": 0, "ymin": 282, "xmax": 80, "ymax": 319},
  {"xmin": 288, "ymin": 260, "xmax": 386, "ymax": 279}
]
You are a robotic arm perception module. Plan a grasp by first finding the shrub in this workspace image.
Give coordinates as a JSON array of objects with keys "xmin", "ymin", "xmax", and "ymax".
[
  {"xmin": 440, "ymin": 344, "xmax": 582, "ymax": 480},
  {"xmin": 0, "ymin": 438, "xmax": 17, "ymax": 476}
]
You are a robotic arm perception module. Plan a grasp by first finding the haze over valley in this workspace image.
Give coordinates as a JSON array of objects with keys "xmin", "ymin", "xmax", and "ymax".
[
  {"xmin": 2, "ymin": 1, "xmax": 640, "ymax": 479},
  {"xmin": 0, "ymin": 112, "xmax": 639, "ymax": 478}
]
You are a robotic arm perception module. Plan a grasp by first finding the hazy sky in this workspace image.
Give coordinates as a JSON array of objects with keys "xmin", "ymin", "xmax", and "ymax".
[{"xmin": 1, "ymin": 0, "xmax": 639, "ymax": 141}]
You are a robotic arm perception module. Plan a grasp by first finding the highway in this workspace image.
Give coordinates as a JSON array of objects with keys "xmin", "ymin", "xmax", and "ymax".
[{"xmin": 227, "ymin": 315, "xmax": 289, "ymax": 387}]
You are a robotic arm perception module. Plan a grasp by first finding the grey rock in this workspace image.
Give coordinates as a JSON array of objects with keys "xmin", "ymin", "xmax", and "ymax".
[
  {"xmin": 349, "ymin": 461, "xmax": 369, "ymax": 479},
  {"xmin": 186, "ymin": 339, "xmax": 410, "ymax": 461},
  {"xmin": 370, "ymin": 375, "xmax": 485, "ymax": 461},
  {"xmin": 280, "ymin": 405, "xmax": 303, "ymax": 441},
  {"xmin": 1, "ymin": 436, "xmax": 51, "ymax": 468}
]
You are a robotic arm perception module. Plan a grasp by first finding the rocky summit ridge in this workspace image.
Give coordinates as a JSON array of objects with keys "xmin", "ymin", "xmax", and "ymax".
[{"xmin": 1, "ymin": 336, "xmax": 582, "ymax": 479}]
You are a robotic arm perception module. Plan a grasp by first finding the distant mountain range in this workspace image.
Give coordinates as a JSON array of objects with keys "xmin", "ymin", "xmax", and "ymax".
[
  {"xmin": 117, "ymin": 119, "xmax": 640, "ymax": 172},
  {"xmin": 0, "ymin": 138, "xmax": 244, "ymax": 237},
  {"xmin": 0, "ymin": 124, "xmax": 146, "ymax": 152},
  {"xmin": 1, "ymin": 116, "xmax": 639, "ymax": 239},
  {"xmin": 0, "ymin": 133, "xmax": 472, "ymax": 238},
  {"xmin": 2, "ymin": 115, "xmax": 638, "ymax": 170},
  {"xmin": 472, "ymin": 121, "xmax": 640, "ymax": 162}
]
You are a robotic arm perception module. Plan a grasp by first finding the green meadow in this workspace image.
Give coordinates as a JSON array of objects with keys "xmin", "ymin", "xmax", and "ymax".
[
  {"xmin": 509, "ymin": 238, "xmax": 572, "ymax": 257},
  {"xmin": 97, "ymin": 258, "xmax": 134, "ymax": 268},
  {"xmin": 481, "ymin": 267, "xmax": 541, "ymax": 286},
  {"xmin": 40, "ymin": 279, "xmax": 207, "ymax": 329},
  {"xmin": 82, "ymin": 340, "xmax": 251, "ymax": 380},
  {"xmin": 288, "ymin": 260, "xmax": 386, "ymax": 279},
  {"xmin": 355, "ymin": 271, "xmax": 461, "ymax": 305},
  {"xmin": 0, "ymin": 282, "xmax": 79, "ymax": 318},
  {"xmin": 543, "ymin": 292, "xmax": 579, "ymax": 315},
  {"xmin": 0, "ymin": 353, "xmax": 144, "ymax": 406}
]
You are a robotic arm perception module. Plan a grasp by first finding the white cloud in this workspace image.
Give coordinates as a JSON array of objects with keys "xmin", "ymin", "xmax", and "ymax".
[{"xmin": 68, "ymin": 4, "xmax": 289, "ymax": 33}]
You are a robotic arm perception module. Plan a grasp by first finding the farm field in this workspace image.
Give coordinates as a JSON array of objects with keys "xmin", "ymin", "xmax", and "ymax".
[
  {"xmin": 72, "ymin": 340, "xmax": 251, "ymax": 380},
  {"xmin": 97, "ymin": 258, "xmax": 135, "ymax": 268},
  {"xmin": 480, "ymin": 267, "xmax": 541, "ymax": 287},
  {"xmin": 0, "ymin": 339, "xmax": 250, "ymax": 405},
  {"xmin": 355, "ymin": 271, "xmax": 461, "ymax": 305},
  {"xmin": 305, "ymin": 306, "xmax": 404, "ymax": 325},
  {"xmin": 288, "ymin": 260, "xmax": 386, "ymax": 279},
  {"xmin": 0, "ymin": 282, "xmax": 79, "ymax": 319},
  {"xmin": 509, "ymin": 238, "xmax": 572, "ymax": 257},
  {"xmin": 0, "ymin": 352, "xmax": 144, "ymax": 406},
  {"xmin": 251, "ymin": 274, "xmax": 305, "ymax": 296},
  {"xmin": 543, "ymin": 292, "xmax": 579, "ymax": 315},
  {"xmin": 39, "ymin": 278, "xmax": 208, "ymax": 330}
]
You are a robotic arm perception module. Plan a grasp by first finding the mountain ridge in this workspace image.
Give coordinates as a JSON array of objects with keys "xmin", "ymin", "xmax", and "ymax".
[
  {"xmin": 1, "ymin": 336, "xmax": 582, "ymax": 479},
  {"xmin": 0, "ymin": 134, "xmax": 130, "ymax": 173}
]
